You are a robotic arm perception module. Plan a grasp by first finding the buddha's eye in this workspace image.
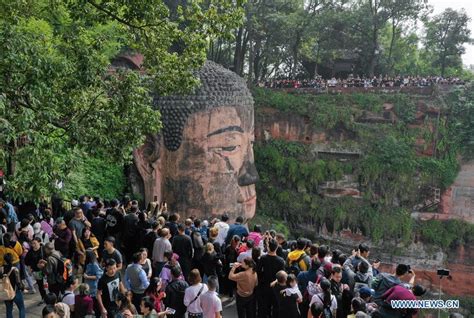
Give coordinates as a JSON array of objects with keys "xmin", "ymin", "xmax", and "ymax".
[{"xmin": 213, "ymin": 145, "xmax": 240, "ymax": 155}]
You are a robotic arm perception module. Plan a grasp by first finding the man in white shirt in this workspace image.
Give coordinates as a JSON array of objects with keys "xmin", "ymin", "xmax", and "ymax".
[
  {"xmin": 152, "ymin": 228, "xmax": 172, "ymax": 276},
  {"xmin": 214, "ymin": 214, "xmax": 230, "ymax": 247},
  {"xmin": 201, "ymin": 276, "xmax": 222, "ymax": 318},
  {"xmin": 61, "ymin": 276, "xmax": 79, "ymax": 313}
]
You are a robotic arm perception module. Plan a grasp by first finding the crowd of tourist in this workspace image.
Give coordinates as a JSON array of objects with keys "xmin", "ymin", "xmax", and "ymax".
[
  {"xmin": 0, "ymin": 196, "xmax": 438, "ymax": 318},
  {"xmin": 260, "ymin": 75, "xmax": 466, "ymax": 89}
]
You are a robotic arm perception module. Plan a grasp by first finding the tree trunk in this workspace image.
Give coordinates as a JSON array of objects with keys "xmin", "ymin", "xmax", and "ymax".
[
  {"xmin": 387, "ymin": 19, "xmax": 397, "ymax": 74},
  {"xmin": 233, "ymin": 27, "xmax": 244, "ymax": 75}
]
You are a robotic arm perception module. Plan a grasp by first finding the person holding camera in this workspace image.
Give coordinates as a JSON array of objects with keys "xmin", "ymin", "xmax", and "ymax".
[{"xmin": 372, "ymin": 264, "xmax": 415, "ymax": 306}]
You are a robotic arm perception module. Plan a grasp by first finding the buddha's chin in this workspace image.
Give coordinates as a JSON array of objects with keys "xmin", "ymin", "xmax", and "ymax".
[{"xmin": 243, "ymin": 196, "xmax": 256, "ymax": 221}]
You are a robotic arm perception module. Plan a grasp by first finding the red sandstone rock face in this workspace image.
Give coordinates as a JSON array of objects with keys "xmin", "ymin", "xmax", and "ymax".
[{"xmin": 439, "ymin": 161, "xmax": 474, "ymax": 223}]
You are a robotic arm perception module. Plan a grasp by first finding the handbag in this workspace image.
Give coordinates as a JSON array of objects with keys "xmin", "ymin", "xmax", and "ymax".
[{"xmin": 0, "ymin": 269, "xmax": 16, "ymax": 301}]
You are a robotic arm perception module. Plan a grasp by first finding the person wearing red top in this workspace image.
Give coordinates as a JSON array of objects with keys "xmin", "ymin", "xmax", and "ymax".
[
  {"xmin": 74, "ymin": 283, "xmax": 94, "ymax": 317},
  {"xmin": 145, "ymin": 277, "xmax": 166, "ymax": 313},
  {"xmin": 381, "ymin": 283, "xmax": 426, "ymax": 317}
]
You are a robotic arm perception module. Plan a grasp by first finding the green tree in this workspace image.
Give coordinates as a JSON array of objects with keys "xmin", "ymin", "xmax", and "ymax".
[
  {"xmin": 0, "ymin": 0, "xmax": 243, "ymax": 200},
  {"xmin": 424, "ymin": 8, "xmax": 472, "ymax": 76}
]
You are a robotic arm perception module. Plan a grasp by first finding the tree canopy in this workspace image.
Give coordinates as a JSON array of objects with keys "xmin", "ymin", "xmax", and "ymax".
[
  {"xmin": 0, "ymin": 0, "xmax": 243, "ymax": 200},
  {"xmin": 208, "ymin": 0, "xmax": 472, "ymax": 80}
]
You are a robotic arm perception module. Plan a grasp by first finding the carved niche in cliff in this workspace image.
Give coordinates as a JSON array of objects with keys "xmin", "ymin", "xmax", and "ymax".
[{"xmin": 132, "ymin": 60, "xmax": 259, "ymax": 221}]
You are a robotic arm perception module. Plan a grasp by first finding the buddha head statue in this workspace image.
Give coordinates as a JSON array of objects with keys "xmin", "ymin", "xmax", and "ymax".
[{"xmin": 133, "ymin": 61, "xmax": 258, "ymax": 221}]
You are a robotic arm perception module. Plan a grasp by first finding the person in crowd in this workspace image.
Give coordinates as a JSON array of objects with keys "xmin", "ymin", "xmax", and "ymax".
[
  {"xmin": 214, "ymin": 214, "xmax": 230, "ymax": 248},
  {"xmin": 52, "ymin": 218, "xmax": 72, "ymax": 257},
  {"xmin": 69, "ymin": 208, "xmax": 91, "ymax": 246},
  {"xmin": 229, "ymin": 258, "xmax": 258, "ymax": 318},
  {"xmin": 0, "ymin": 233, "xmax": 22, "ymax": 267},
  {"xmin": 144, "ymin": 221, "xmax": 160, "ymax": 258},
  {"xmin": 2, "ymin": 253, "xmax": 25, "ymax": 318},
  {"xmin": 124, "ymin": 251, "xmax": 150, "ymax": 313},
  {"xmin": 153, "ymin": 228, "xmax": 172, "ymax": 276},
  {"xmin": 275, "ymin": 233, "xmax": 289, "ymax": 259},
  {"xmin": 378, "ymin": 283, "xmax": 426, "ymax": 317},
  {"xmin": 225, "ymin": 216, "xmax": 249, "ymax": 245},
  {"xmin": 247, "ymin": 225, "xmax": 263, "ymax": 248},
  {"xmin": 164, "ymin": 266, "xmax": 189, "ymax": 318},
  {"xmin": 330, "ymin": 265, "xmax": 351, "ymax": 318},
  {"xmin": 201, "ymin": 242, "xmax": 222, "ymax": 285},
  {"xmin": 271, "ymin": 270, "xmax": 288, "ymax": 318},
  {"xmin": 105, "ymin": 199, "xmax": 124, "ymax": 247},
  {"xmin": 160, "ymin": 250, "xmax": 182, "ymax": 289},
  {"xmin": 33, "ymin": 222, "xmax": 50, "ymax": 244},
  {"xmin": 237, "ymin": 239, "xmax": 254, "ymax": 263},
  {"xmin": 166, "ymin": 213, "xmax": 180, "ymax": 238},
  {"xmin": 122, "ymin": 205, "xmax": 139, "ymax": 262},
  {"xmin": 42, "ymin": 305, "xmax": 60, "ymax": 318},
  {"xmin": 184, "ymin": 269, "xmax": 208, "ymax": 318},
  {"xmin": 278, "ymin": 273, "xmax": 302, "ymax": 318},
  {"xmin": 144, "ymin": 277, "xmax": 166, "ymax": 313},
  {"xmin": 257, "ymin": 238, "xmax": 285, "ymax": 318},
  {"xmin": 83, "ymin": 250, "xmax": 103, "ymax": 316},
  {"xmin": 41, "ymin": 243, "xmax": 64, "ymax": 297},
  {"xmin": 140, "ymin": 247, "xmax": 153, "ymax": 281},
  {"xmin": 25, "ymin": 237, "xmax": 47, "ymax": 304},
  {"xmin": 40, "ymin": 209, "xmax": 54, "ymax": 237},
  {"xmin": 222, "ymin": 235, "xmax": 240, "ymax": 300},
  {"xmin": 74, "ymin": 281, "xmax": 95, "ymax": 317},
  {"xmin": 140, "ymin": 296, "xmax": 172, "ymax": 317},
  {"xmin": 97, "ymin": 258, "xmax": 126, "ymax": 318},
  {"xmin": 286, "ymin": 238, "xmax": 311, "ymax": 275},
  {"xmin": 61, "ymin": 276, "xmax": 79, "ymax": 313},
  {"xmin": 90, "ymin": 207, "xmax": 107, "ymax": 254},
  {"xmin": 172, "ymin": 223, "xmax": 194, "ymax": 281},
  {"xmin": 184, "ymin": 218, "xmax": 194, "ymax": 236},
  {"xmin": 191, "ymin": 219, "xmax": 206, "ymax": 275},
  {"xmin": 101, "ymin": 236, "xmax": 123, "ymax": 270},
  {"xmin": 309, "ymin": 278, "xmax": 337, "ymax": 318},
  {"xmin": 372, "ymin": 264, "xmax": 414, "ymax": 305},
  {"xmin": 76, "ymin": 226, "xmax": 99, "ymax": 271},
  {"xmin": 201, "ymin": 275, "xmax": 222, "ymax": 318},
  {"xmin": 347, "ymin": 297, "xmax": 369, "ymax": 318},
  {"xmin": 115, "ymin": 292, "xmax": 138, "ymax": 315}
]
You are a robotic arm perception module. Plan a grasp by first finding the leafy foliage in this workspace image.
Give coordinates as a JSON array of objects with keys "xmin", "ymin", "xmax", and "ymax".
[
  {"xmin": 253, "ymin": 86, "xmax": 474, "ymax": 248},
  {"xmin": 0, "ymin": 0, "xmax": 243, "ymax": 200}
]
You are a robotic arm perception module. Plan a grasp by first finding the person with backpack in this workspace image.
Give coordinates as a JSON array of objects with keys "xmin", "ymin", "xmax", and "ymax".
[
  {"xmin": 41, "ymin": 243, "xmax": 66, "ymax": 297},
  {"xmin": 184, "ymin": 269, "xmax": 208, "ymax": 318},
  {"xmin": 164, "ymin": 266, "xmax": 189, "ymax": 318},
  {"xmin": 286, "ymin": 238, "xmax": 311, "ymax": 276},
  {"xmin": 2, "ymin": 253, "xmax": 25, "ymax": 318},
  {"xmin": 308, "ymin": 278, "xmax": 337, "ymax": 318},
  {"xmin": 61, "ymin": 276, "xmax": 79, "ymax": 313}
]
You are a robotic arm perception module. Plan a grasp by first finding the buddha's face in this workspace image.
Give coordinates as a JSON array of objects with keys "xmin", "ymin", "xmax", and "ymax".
[{"xmin": 163, "ymin": 106, "xmax": 258, "ymax": 221}]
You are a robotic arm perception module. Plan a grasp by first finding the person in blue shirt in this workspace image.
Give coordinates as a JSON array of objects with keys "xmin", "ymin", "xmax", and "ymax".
[
  {"xmin": 124, "ymin": 252, "xmax": 150, "ymax": 314},
  {"xmin": 225, "ymin": 216, "xmax": 249, "ymax": 245}
]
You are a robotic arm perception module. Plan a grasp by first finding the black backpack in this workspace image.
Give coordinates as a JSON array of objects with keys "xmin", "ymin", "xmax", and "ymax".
[
  {"xmin": 286, "ymin": 253, "xmax": 306, "ymax": 276},
  {"xmin": 317, "ymin": 295, "xmax": 333, "ymax": 318}
]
